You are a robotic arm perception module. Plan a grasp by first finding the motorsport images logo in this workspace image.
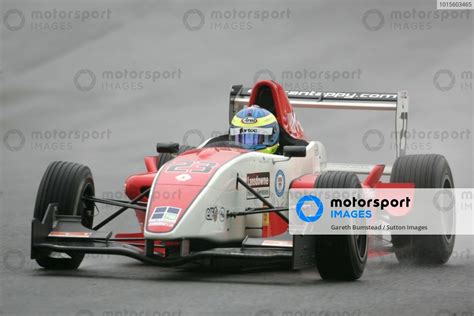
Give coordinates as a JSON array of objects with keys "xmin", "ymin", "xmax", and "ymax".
[
  {"xmin": 182, "ymin": 8, "xmax": 291, "ymax": 31},
  {"xmin": 73, "ymin": 68, "xmax": 183, "ymax": 92},
  {"xmin": 3, "ymin": 8, "xmax": 112, "ymax": 32},
  {"xmin": 295, "ymin": 193, "xmax": 411, "ymax": 222},
  {"xmin": 361, "ymin": 8, "xmax": 470, "ymax": 32},
  {"xmin": 289, "ymin": 188, "xmax": 474, "ymax": 235},
  {"xmin": 296, "ymin": 195, "xmax": 324, "ymax": 222}
]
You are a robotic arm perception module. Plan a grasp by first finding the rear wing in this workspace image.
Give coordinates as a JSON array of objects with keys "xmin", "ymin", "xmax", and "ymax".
[{"xmin": 229, "ymin": 86, "xmax": 408, "ymax": 157}]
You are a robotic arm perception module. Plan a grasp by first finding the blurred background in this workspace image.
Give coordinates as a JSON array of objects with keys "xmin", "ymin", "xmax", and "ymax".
[{"xmin": 1, "ymin": 0, "xmax": 472, "ymax": 315}]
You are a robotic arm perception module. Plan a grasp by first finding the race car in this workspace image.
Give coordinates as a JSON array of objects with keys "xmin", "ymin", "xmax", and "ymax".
[{"xmin": 30, "ymin": 80, "xmax": 455, "ymax": 281}]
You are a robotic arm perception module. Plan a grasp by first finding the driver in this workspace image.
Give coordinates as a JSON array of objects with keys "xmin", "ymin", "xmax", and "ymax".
[{"xmin": 229, "ymin": 105, "xmax": 280, "ymax": 154}]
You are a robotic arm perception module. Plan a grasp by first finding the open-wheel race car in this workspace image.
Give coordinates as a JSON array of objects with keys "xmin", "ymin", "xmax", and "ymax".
[{"xmin": 31, "ymin": 80, "xmax": 455, "ymax": 281}]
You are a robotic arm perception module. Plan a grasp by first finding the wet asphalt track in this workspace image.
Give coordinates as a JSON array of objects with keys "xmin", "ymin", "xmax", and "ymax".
[
  {"xmin": 1, "ymin": 0, "xmax": 473, "ymax": 315},
  {"xmin": 1, "ymin": 239, "xmax": 473, "ymax": 316}
]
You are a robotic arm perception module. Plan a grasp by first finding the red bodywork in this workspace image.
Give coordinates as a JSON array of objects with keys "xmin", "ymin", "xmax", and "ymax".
[{"xmin": 249, "ymin": 80, "xmax": 305, "ymax": 139}]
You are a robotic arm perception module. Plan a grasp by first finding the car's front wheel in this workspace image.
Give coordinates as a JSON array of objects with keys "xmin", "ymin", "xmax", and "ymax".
[
  {"xmin": 314, "ymin": 171, "xmax": 368, "ymax": 281},
  {"xmin": 33, "ymin": 161, "xmax": 95, "ymax": 270}
]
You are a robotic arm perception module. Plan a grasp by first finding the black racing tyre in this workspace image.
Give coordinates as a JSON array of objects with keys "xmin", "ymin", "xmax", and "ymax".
[
  {"xmin": 33, "ymin": 161, "xmax": 95, "ymax": 270},
  {"xmin": 314, "ymin": 171, "xmax": 368, "ymax": 281},
  {"xmin": 156, "ymin": 145, "xmax": 195, "ymax": 170},
  {"xmin": 390, "ymin": 154, "xmax": 455, "ymax": 265}
]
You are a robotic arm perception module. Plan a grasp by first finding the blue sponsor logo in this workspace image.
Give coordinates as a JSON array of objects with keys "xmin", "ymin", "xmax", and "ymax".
[
  {"xmin": 151, "ymin": 206, "xmax": 181, "ymax": 222},
  {"xmin": 296, "ymin": 195, "xmax": 324, "ymax": 222},
  {"xmin": 275, "ymin": 170, "xmax": 285, "ymax": 197}
]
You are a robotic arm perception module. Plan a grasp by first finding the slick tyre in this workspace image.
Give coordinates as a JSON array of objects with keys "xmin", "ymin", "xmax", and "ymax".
[
  {"xmin": 33, "ymin": 161, "xmax": 95, "ymax": 270},
  {"xmin": 314, "ymin": 171, "xmax": 368, "ymax": 281},
  {"xmin": 390, "ymin": 154, "xmax": 455, "ymax": 265}
]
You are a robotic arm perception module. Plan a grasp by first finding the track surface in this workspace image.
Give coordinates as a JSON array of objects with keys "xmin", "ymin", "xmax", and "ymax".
[
  {"xmin": 1, "ymin": 240, "xmax": 473, "ymax": 316},
  {"xmin": 1, "ymin": 0, "xmax": 473, "ymax": 315}
]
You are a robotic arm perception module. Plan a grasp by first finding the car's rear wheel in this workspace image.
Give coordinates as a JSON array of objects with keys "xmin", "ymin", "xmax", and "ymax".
[
  {"xmin": 314, "ymin": 171, "xmax": 368, "ymax": 281},
  {"xmin": 390, "ymin": 154, "xmax": 455, "ymax": 264},
  {"xmin": 33, "ymin": 161, "xmax": 95, "ymax": 269}
]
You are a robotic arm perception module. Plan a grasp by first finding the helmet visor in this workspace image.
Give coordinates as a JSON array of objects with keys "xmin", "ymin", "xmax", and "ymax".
[{"xmin": 229, "ymin": 127, "xmax": 273, "ymax": 150}]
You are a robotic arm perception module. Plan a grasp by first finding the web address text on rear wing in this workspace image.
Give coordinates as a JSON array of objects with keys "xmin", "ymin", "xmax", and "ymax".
[{"xmin": 229, "ymin": 85, "xmax": 408, "ymax": 157}]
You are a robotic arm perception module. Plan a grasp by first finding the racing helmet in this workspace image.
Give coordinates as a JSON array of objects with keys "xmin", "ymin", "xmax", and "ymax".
[{"xmin": 229, "ymin": 105, "xmax": 279, "ymax": 154}]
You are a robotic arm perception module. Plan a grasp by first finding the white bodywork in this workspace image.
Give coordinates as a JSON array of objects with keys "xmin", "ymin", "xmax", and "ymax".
[{"xmin": 144, "ymin": 141, "xmax": 327, "ymax": 241}]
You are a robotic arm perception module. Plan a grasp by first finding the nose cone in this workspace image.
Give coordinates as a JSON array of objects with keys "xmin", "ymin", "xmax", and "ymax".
[{"xmin": 145, "ymin": 147, "xmax": 246, "ymax": 233}]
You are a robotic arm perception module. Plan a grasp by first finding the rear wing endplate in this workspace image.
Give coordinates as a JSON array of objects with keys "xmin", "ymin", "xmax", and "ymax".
[{"xmin": 229, "ymin": 86, "xmax": 408, "ymax": 157}]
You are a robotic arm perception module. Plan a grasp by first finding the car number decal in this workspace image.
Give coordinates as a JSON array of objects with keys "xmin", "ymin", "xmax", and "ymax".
[{"xmin": 166, "ymin": 160, "xmax": 217, "ymax": 173}]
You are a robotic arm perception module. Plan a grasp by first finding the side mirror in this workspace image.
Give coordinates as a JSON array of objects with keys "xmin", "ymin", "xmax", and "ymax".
[
  {"xmin": 156, "ymin": 142, "xmax": 179, "ymax": 154},
  {"xmin": 283, "ymin": 145, "xmax": 306, "ymax": 158}
]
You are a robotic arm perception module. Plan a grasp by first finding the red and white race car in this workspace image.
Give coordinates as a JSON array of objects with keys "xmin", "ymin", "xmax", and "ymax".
[{"xmin": 31, "ymin": 80, "xmax": 455, "ymax": 281}]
